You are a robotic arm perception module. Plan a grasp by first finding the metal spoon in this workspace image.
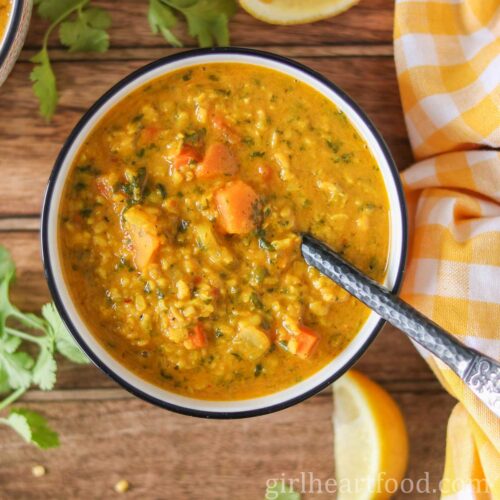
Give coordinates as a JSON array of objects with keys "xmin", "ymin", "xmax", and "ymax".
[{"xmin": 301, "ymin": 233, "xmax": 500, "ymax": 417}]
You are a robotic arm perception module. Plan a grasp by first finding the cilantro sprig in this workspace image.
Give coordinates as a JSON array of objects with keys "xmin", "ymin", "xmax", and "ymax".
[
  {"xmin": 31, "ymin": 0, "xmax": 111, "ymax": 121},
  {"xmin": 0, "ymin": 246, "xmax": 89, "ymax": 448},
  {"xmin": 31, "ymin": 0, "xmax": 238, "ymax": 121},
  {"xmin": 148, "ymin": 0, "xmax": 238, "ymax": 48}
]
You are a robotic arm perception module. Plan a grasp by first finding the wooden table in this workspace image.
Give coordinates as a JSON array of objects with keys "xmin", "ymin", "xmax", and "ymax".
[{"xmin": 0, "ymin": 2, "xmax": 455, "ymax": 498}]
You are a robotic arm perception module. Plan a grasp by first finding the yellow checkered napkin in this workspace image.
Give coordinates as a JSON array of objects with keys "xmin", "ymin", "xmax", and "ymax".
[{"xmin": 394, "ymin": 0, "xmax": 500, "ymax": 497}]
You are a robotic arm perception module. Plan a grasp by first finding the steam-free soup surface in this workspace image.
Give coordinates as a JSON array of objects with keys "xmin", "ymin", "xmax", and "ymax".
[{"xmin": 59, "ymin": 63, "xmax": 390, "ymax": 400}]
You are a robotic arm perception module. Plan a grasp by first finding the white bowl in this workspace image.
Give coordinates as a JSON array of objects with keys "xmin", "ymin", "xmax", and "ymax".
[
  {"xmin": 41, "ymin": 48, "xmax": 408, "ymax": 418},
  {"xmin": 0, "ymin": 0, "xmax": 32, "ymax": 87}
]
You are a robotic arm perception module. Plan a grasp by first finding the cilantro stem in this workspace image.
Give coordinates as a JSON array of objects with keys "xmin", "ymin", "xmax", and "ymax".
[
  {"xmin": 0, "ymin": 387, "xmax": 26, "ymax": 412},
  {"xmin": 4, "ymin": 327, "xmax": 44, "ymax": 346},
  {"xmin": 42, "ymin": 0, "xmax": 90, "ymax": 50},
  {"xmin": 8, "ymin": 308, "xmax": 45, "ymax": 331}
]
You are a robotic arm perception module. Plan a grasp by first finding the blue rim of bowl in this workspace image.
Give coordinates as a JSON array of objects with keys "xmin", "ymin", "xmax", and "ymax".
[
  {"xmin": 41, "ymin": 47, "xmax": 408, "ymax": 419},
  {"xmin": 0, "ymin": 0, "xmax": 23, "ymax": 68}
]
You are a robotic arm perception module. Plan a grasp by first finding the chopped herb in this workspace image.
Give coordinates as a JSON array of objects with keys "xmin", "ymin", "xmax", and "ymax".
[
  {"xmin": 341, "ymin": 152, "xmax": 354, "ymax": 163},
  {"xmin": 242, "ymin": 136, "xmax": 254, "ymax": 146},
  {"xmin": 156, "ymin": 289, "xmax": 165, "ymax": 299},
  {"xmin": 215, "ymin": 328, "xmax": 224, "ymax": 338},
  {"xmin": 178, "ymin": 219, "xmax": 190, "ymax": 233},
  {"xmin": 250, "ymin": 292, "xmax": 263, "ymax": 310},
  {"xmin": 136, "ymin": 148, "xmax": 146, "ymax": 158},
  {"xmin": 156, "ymin": 183, "xmax": 167, "ymax": 199},
  {"xmin": 79, "ymin": 208, "xmax": 92, "ymax": 218},
  {"xmin": 230, "ymin": 352, "xmax": 242, "ymax": 361},
  {"xmin": 326, "ymin": 139, "xmax": 342, "ymax": 153},
  {"xmin": 250, "ymin": 151, "xmax": 265, "ymax": 158},
  {"xmin": 184, "ymin": 128, "xmax": 206, "ymax": 145},
  {"xmin": 182, "ymin": 70, "xmax": 193, "ymax": 81},
  {"xmin": 144, "ymin": 282, "xmax": 152, "ymax": 294},
  {"xmin": 160, "ymin": 370, "xmax": 173, "ymax": 380},
  {"xmin": 73, "ymin": 182, "xmax": 86, "ymax": 192},
  {"xmin": 255, "ymin": 228, "xmax": 275, "ymax": 252},
  {"xmin": 254, "ymin": 363, "xmax": 263, "ymax": 377},
  {"xmin": 132, "ymin": 113, "xmax": 144, "ymax": 123},
  {"xmin": 208, "ymin": 74, "xmax": 219, "ymax": 81},
  {"xmin": 215, "ymin": 88, "xmax": 231, "ymax": 96}
]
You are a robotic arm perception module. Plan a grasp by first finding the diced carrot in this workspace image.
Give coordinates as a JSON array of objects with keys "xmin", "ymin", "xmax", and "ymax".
[
  {"xmin": 257, "ymin": 164, "xmax": 273, "ymax": 181},
  {"xmin": 211, "ymin": 113, "xmax": 239, "ymax": 143},
  {"xmin": 196, "ymin": 142, "xmax": 238, "ymax": 179},
  {"xmin": 141, "ymin": 125, "xmax": 160, "ymax": 144},
  {"xmin": 295, "ymin": 326, "xmax": 320, "ymax": 359},
  {"xmin": 188, "ymin": 323, "xmax": 208, "ymax": 349},
  {"xmin": 214, "ymin": 180, "xmax": 259, "ymax": 235},
  {"xmin": 123, "ymin": 207, "xmax": 160, "ymax": 270},
  {"xmin": 174, "ymin": 144, "xmax": 202, "ymax": 170},
  {"xmin": 96, "ymin": 175, "xmax": 114, "ymax": 199}
]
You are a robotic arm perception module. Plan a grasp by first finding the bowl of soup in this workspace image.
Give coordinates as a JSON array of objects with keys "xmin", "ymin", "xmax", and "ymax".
[
  {"xmin": 41, "ymin": 48, "xmax": 407, "ymax": 418},
  {"xmin": 0, "ymin": 0, "xmax": 32, "ymax": 86}
]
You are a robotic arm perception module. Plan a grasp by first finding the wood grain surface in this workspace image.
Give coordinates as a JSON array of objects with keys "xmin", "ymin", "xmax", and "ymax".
[{"xmin": 0, "ymin": 2, "xmax": 455, "ymax": 499}]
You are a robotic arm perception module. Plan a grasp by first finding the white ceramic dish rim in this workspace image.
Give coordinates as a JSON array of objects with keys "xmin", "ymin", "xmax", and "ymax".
[
  {"xmin": 0, "ymin": 0, "xmax": 21, "ymax": 66},
  {"xmin": 41, "ymin": 48, "xmax": 408, "ymax": 418}
]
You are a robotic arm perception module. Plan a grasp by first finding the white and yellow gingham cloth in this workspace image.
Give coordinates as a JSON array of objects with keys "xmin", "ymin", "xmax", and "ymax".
[{"xmin": 394, "ymin": 0, "xmax": 500, "ymax": 497}]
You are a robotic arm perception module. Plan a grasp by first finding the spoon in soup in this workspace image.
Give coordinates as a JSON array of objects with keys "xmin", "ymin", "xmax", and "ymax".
[{"xmin": 301, "ymin": 233, "xmax": 500, "ymax": 418}]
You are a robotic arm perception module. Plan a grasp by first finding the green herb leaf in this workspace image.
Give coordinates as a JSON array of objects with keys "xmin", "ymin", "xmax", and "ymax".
[
  {"xmin": 42, "ymin": 303, "xmax": 89, "ymax": 364},
  {"xmin": 151, "ymin": 0, "xmax": 237, "ymax": 47},
  {"xmin": 148, "ymin": 0, "xmax": 182, "ymax": 47},
  {"xmin": 0, "ymin": 246, "xmax": 88, "ymax": 448},
  {"xmin": 34, "ymin": 0, "xmax": 82, "ymax": 22},
  {"xmin": 32, "ymin": 345, "xmax": 57, "ymax": 391},
  {"xmin": 0, "ymin": 351, "xmax": 33, "ymax": 390},
  {"xmin": 3, "ymin": 408, "xmax": 59, "ymax": 449},
  {"xmin": 265, "ymin": 481, "xmax": 301, "ymax": 500},
  {"xmin": 0, "ymin": 246, "xmax": 15, "ymax": 281},
  {"xmin": 59, "ymin": 7, "xmax": 111, "ymax": 53},
  {"xmin": 32, "ymin": 0, "xmax": 112, "ymax": 121},
  {"xmin": 30, "ymin": 49, "xmax": 58, "ymax": 122}
]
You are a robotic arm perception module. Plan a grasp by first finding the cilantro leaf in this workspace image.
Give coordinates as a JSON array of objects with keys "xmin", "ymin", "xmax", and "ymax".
[
  {"xmin": 148, "ymin": 0, "xmax": 182, "ymax": 47},
  {"xmin": 32, "ymin": 346, "xmax": 57, "ymax": 391},
  {"xmin": 42, "ymin": 303, "xmax": 88, "ymax": 364},
  {"xmin": 59, "ymin": 7, "xmax": 111, "ymax": 52},
  {"xmin": 0, "ymin": 246, "xmax": 15, "ymax": 281},
  {"xmin": 30, "ymin": 49, "xmax": 58, "ymax": 121},
  {"xmin": 34, "ymin": 0, "xmax": 82, "ymax": 22},
  {"xmin": 0, "ymin": 351, "xmax": 34, "ymax": 389},
  {"xmin": 181, "ymin": 0, "xmax": 236, "ymax": 47},
  {"xmin": 0, "ymin": 246, "xmax": 88, "ymax": 449},
  {"xmin": 151, "ymin": 0, "xmax": 237, "ymax": 47},
  {"xmin": 31, "ymin": 1, "xmax": 112, "ymax": 121},
  {"xmin": 265, "ymin": 481, "xmax": 301, "ymax": 500},
  {"xmin": 3, "ymin": 408, "xmax": 59, "ymax": 449},
  {"xmin": 0, "ymin": 366, "xmax": 11, "ymax": 394}
]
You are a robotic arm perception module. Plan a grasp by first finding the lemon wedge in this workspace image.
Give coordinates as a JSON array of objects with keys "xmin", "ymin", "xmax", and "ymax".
[
  {"xmin": 333, "ymin": 370, "xmax": 409, "ymax": 500},
  {"xmin": 239, "ymin": 0, "xmax": 359, "ymax": 25}
]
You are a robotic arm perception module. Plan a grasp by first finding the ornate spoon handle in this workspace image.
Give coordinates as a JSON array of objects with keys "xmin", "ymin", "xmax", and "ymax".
[{"xmin": 301, "ymin": 234, "xmax": 500, "ymax": 417}]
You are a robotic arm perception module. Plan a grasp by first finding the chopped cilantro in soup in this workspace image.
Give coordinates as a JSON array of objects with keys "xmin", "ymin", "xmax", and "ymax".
[{"xmin": 59, "ymin": 63, "xmax": 390, "ymax": 400}]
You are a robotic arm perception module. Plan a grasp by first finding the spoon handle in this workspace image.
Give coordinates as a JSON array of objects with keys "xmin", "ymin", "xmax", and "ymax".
[{"xmin": 301, "ymin": 234, "xmax": 500, "ymax": 417}]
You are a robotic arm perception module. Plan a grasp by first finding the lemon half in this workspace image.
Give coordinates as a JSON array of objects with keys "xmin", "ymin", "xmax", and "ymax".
[
  {"xmin": 239, "ymin": 0, "xmax": 360, "ymax": 25},
  {"xmin": 333, "ymin": 371, "xmax": 409, "ymax": 500}
]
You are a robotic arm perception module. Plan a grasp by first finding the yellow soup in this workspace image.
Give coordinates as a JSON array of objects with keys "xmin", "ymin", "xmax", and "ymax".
[
  {"xmin": 0, "ymin": 0, "xmax": 11, "ymax": 42},
  {"xmin": 59, "ymin": 63, "xmax": 390, "ymax": 400}
]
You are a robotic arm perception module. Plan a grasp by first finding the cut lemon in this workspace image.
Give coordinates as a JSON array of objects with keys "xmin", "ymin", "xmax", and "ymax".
[
  {"xmin": 239, "ymin": 0, "xmax": 359, "ymax": 25},
  {"xmin": 333, "ymin": 370, "xmax": 409, "ymax": 500}
]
